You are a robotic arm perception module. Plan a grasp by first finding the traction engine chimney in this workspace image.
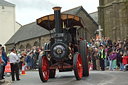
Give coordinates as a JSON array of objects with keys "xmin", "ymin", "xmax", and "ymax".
[{"xmin": 53, "ymin": 7, "xmax": 62, "ymax": 33}]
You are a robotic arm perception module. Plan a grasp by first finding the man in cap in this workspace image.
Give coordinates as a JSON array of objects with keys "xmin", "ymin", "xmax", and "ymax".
[{"xmin": 99, "ymin": 45, "xmax": 105, "ymax": 71}]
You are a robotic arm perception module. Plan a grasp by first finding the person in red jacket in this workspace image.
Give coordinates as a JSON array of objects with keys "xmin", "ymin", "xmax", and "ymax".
[{"xmin": 123, "ymin": 52, "xmax": 128, "ymax": 71}]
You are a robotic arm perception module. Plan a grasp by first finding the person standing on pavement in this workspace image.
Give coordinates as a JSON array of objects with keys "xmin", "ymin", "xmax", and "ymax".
[
  {"xmin": 9, "ymin": 49, "xmax": 20, "ymax": 81},
  {"xmin": 107, "ymin": 45, "xmax": 112, "ymax": 68},
  {"xmin": 112, "ymin": 51, "xmax": 117, "ymax": 70},
  {"xmin": 31, "ymin": 51, "xmax": 37, "ymax": 70},
  {"xmin": 123, "ymin": 51, "xmax": 128, "ymax": 71},
  {"xmin": 99, "ymin": 45, "xmax": 105, "ymax": 71},
  {"xmin": 103, "ymin": 45, "xmax": 107, "ymax": 68},
  {"xmin": 94, "ymin": 48, "xmax": 100, "ymax": 70},
  {"xmin": 117, "ymin": 43, "xmax": 124, "ymax": 70},
  {"xmin": 0, "ymin": 49, "xmax": 2, "ymax": 80},
  {"xmin": 1, "ymin": 47, "xmax": 8, "ymax": 79},
  {"xmin": 35, "ymin": 46, "xmax": 40, "ymax": 60},
  {"xmin": 19, "ymin": 52, "xmax": 25, "ymax": 70},
  {"xmin": 119, "ymin": 50, "xmax": 124, "ymax": 71},
  {"xmin": 92, "ymin": 48, "xmax": 97, "ymax": 70},
  {"xmin": 26, "ymin": 53, "xmax": 32, "ymax": 70},
  {"xmin": 109, "ymin": 51, "xmax": 117, "ymax": 71}
]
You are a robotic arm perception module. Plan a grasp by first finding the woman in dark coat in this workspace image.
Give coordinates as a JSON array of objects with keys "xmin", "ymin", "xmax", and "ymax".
[
  {"xmin": 92, "ymin": 48, "xmax": 97, "ymax": 70},
  {"xmin": 26, "ymin": 53, "xmax": 32, "ymax": 70},
  {"xmin": 1, "ymin": 47, "xmax": 7, "ymax": 79}
]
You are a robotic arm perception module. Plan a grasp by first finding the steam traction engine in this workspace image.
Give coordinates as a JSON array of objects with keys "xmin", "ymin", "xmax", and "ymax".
[{"xmin": 37, "ymin": 7, "xmax": 89, "ymax": 82}]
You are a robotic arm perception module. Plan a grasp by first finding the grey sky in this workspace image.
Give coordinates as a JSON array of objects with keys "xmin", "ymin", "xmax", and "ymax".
[{"xmin": 6, "ymin": 0, "xmax": 99, "ymax": 25}]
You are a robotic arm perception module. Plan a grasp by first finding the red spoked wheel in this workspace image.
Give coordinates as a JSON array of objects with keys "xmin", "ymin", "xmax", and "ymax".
[
  {"xmin": 39, "ymin": 55, "xmax": 49, "ymax": 82},
  {"xmin": 74, "ymin": 52, "xmax": 83, "ymax": 80}
]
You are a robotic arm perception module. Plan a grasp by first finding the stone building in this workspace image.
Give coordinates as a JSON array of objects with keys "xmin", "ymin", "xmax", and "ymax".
[
  {"xmin": 90, "ymin": 11, "xmax": 98, "ymax": 24},
  {"xmin": 98, "ymin": 0, "xmax": 128, "ymax": 41},
  {"xmin": 6, "ymin": 22, "xmax": 51, "ymax": 51},
  {"xmin": 5, "ymin": 6, "xmax": 98, "ymax": 52},
  {"xmin": 0, "ymin": 0, "xmax": 21, "ymax": 46}
]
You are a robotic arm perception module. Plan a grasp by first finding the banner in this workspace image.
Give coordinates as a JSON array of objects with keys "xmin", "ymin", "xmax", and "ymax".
[{"xmin": 4, "ymin": 62, "xmax": 11, "ymax": 73}]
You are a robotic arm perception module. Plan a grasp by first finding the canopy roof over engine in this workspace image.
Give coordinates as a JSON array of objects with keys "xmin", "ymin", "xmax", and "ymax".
[{"xmin": 37, "ymin": 14, "xmax": 84, "ymax": 31}]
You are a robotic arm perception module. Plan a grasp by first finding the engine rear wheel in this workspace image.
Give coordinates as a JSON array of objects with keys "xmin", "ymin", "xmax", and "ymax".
[
  {"xmin": 74, "ymin": 52, "xmax": 83, "ymax": 80},
  {"xmin": 39, "ymin": 55, "xmax": 49, "ymax": 82},
  {"xmin": 79, "ymin": 40, "xmax": 89, "ymax": 77}
]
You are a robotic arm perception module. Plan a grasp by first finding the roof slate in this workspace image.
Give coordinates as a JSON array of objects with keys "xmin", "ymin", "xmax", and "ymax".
[
  {"xmin": 5, "ymin": 22, "xmax": 50, "ymax": 45},
  {"xmin": 63, "ymin": 6, "xmax": 98, "ymax": 26},
  {"xmin": 0, "ymin": 0, "xmax": 15, "ymax": 7},
  {"xmin": 62, "ymin": 6, "xmax": 82, "ymax": 15},
  {"xmin": 90, "ymin": 11, "xmax": 98, "ymax": 24}
]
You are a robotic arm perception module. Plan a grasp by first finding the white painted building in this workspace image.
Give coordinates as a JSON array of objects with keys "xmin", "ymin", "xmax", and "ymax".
[{"xmin": 0, "ymin": 0, "xmax": 21, "ymax": 46}]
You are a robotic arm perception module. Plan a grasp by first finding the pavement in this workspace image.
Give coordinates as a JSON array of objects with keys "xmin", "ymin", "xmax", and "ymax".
[
  {"xmin": 1, "ymin": 70, "xmax": 128, "ymax": 85},
  {"xmin": 0, "ymin": 79, "xmax": 5, "ymax": 85}
]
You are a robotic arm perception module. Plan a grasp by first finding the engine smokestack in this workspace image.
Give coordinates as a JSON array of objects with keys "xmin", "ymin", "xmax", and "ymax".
[{"xmin": 53, "ymin": 7, "xmax": 62, "ymax": 33}]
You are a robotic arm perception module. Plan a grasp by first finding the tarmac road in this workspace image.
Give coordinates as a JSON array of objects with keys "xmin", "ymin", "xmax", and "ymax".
[{"xmin": 2, "ymin": 71, "xmax": 128, "ymax": 85}]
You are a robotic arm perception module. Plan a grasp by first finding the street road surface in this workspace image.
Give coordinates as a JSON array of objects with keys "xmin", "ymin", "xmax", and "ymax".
[{"xmin": 2, "ymin": 71, "xmax": 128, "ymax": 85}]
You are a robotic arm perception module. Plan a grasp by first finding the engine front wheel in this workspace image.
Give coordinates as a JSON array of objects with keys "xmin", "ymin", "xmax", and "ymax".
[
  {"xmin": 39, "ymin": 55, "xmax": 49, "ymax": 82},
  {"xmin": 73, "ymin": 52, "xmax": 83, "ymax": 80}
]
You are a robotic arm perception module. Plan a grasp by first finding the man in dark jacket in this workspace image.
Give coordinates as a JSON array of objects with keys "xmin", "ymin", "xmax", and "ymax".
[
  {"xmin": 118, "ymin": 50, "xmax": 124, "ymax": 71},
  {"xmin": 107, "ymin": 37, "xmax": 112, "ymax": 46},
  {"xmin": 92, "ymin": 50, "xmax": 97, "ymax": 70},
  {"xmin": 117, "ymin": 43, "xmax": 124, "ymax": 69}
]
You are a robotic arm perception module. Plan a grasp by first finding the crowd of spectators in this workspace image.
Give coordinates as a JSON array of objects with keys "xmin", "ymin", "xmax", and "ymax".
[
  {"xmin": 15, "ymin": 46, "xmax": 44, "ymax": 70},
  {"xmin": 0, "ymin": 45, "xmax": 44, "ymax": 81},
  {"xmin": 1, "ymin": 45, "xmax": 44, "ymax": 73},
  {"xmin": 87, "ymin": 36, "xmax": 128, "ymax": 71},
  {"xmin": 1, "ymin": 36, "xmax": 128, "ymax": 81},
  {"xmin": 14, "ymin": 36, "xmax": 128, "ymax": 71}
]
